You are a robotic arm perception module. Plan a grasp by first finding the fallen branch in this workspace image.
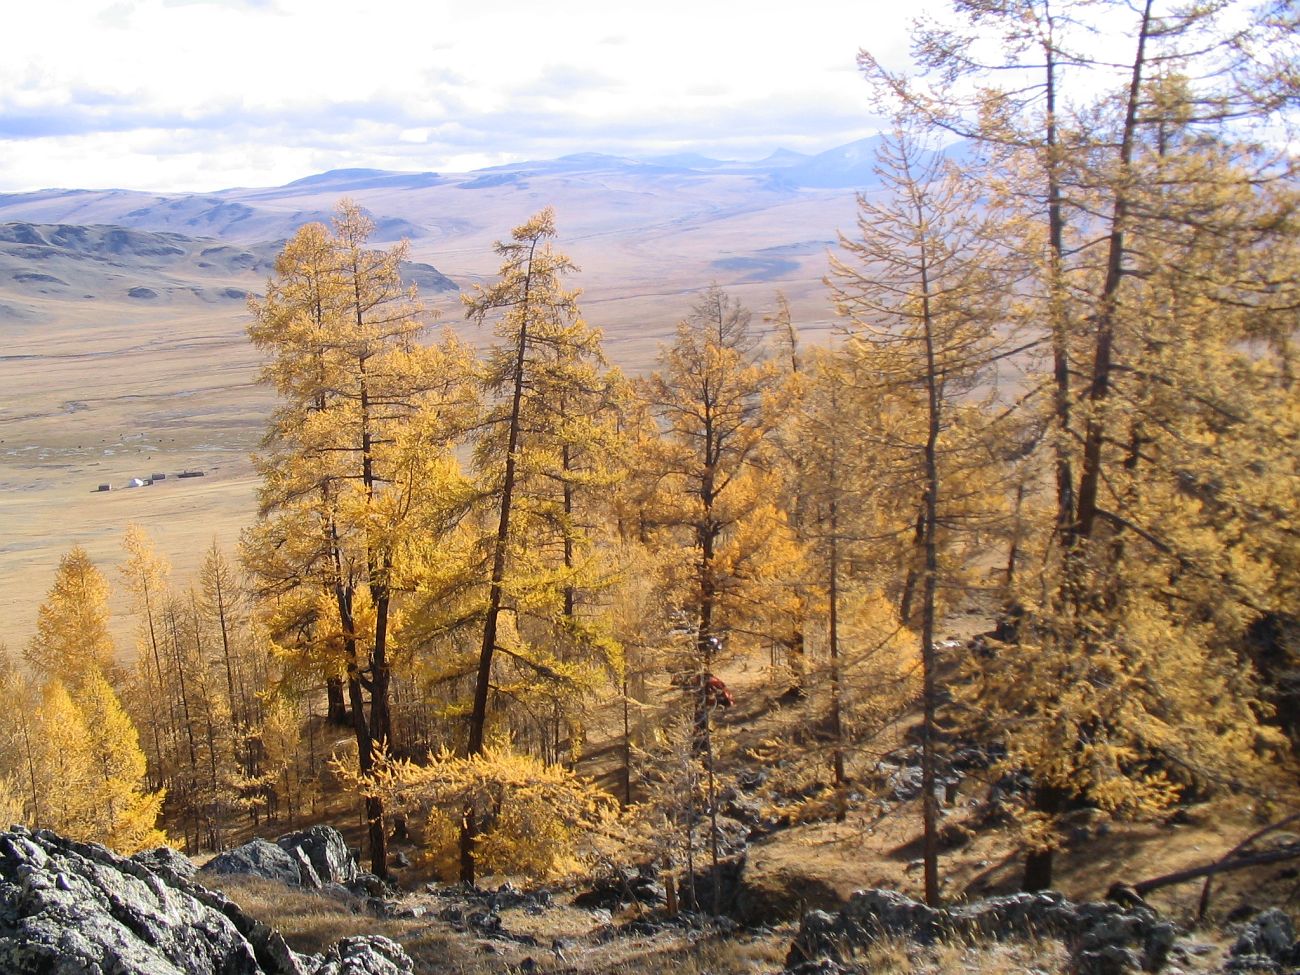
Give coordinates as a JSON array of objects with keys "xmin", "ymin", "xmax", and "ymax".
[
  {"xmin": 1131, "ymin": 843, "xmax": 1300, "ymax": 898},
  {"xmin": 1196, "ymin": 812, "xmax": 1300, "ymax": 922}
]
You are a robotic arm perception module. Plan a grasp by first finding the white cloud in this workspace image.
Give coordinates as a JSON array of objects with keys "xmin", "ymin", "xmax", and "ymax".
[{"xmin": 0, "ymin": 0, "xmax": 932, "ymax": 191}]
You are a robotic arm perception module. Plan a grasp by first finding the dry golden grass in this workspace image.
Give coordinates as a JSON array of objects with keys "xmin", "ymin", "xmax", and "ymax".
[
  {"xmin": 213, "ymin": 876, "xmax": 385, "ymax": 956},
  {"xmin": 214, "ymin": 873, "xmax": 799, "ymax": 975},
  {"xmin": 893, "ymin": 937, "xmax": 1070, "ymax": 975},
  {"xmin": 596, "ymin": 930, "xmax": 791, "ymax": 975}
]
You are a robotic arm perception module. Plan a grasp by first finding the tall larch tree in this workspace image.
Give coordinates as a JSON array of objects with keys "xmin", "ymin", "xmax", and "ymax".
[
  {"xmin": 120, "ymin": 525, "xmax": 174, "ymax": 793},
  {"xmin": 75, "ymin": 670, "xmax": 168, "ymax": 853},
  {"xmin": 774, "ymin": 345, "xmax": 926, "ymax": 826},
  {"xmin": 862, "ymin": 0, "xmax": 1300, "ymax": 888},
  {"xmin": 246, "ymin": 199, "xmax": 473, "ymax": 878},
  {"xmin": 637, "ymin": 285, "xmax": 791, "ymax": 905},
  {"xmin": 638, "ymin": 286, "xmax": 786, "ymax": 685},
  {"xmin": 828, "ymin": 120, "xmax": 1018, "ymax": 905},
  {"xmin": 458, "ymin": 207, "xmax": 620, "ymax": 882}
]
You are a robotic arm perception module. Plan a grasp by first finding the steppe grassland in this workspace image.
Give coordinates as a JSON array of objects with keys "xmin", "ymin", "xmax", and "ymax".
[{"xmin": 0, "ymin": 180, "xmax": 852, "ymax": 651}]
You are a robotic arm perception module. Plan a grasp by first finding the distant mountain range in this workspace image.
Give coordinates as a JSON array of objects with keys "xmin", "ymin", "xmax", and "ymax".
[
  {"xmin": 0, "ymin": 133, "xmax": 977, "ymax": 343},
  {"xmin": 0, "ymin": 136, "xmax": 904, "ymax": 246}
]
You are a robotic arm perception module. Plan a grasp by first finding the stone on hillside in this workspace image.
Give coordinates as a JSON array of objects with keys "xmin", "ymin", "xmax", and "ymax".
[
  {"xmin": 288, "ymin": 845, "xmax": 323, "ymax": 889},
  {"xmin": 203, "ymin": 838, "xmax": 303, "ymax": 888},
  {"xmin": 573, "ymin": 864, "xmax": 666, "ymax": 909},
  {"xmin": 1232, "ymin": 909, "xmax": 1296, "ymax": 961},
  {"xmin": 132, "ymin": 845, "xmax": 198, "ymax": 884},
  {"xmin": 688, "ymin": 815, "xmax": 751, "ymax": 858},
  {"xmin": 0, "ymin": 825, "xmax": 307, "ymax": 974},
  {"xmin": 0, "ymin": 826, "xmax": 416, "ymax": 975},
  {"xmin": 277, "ymin": 826, "xmax": 357, "ymax": 886},
  {"xmin": 787, "ymin": 888, "xmax": 1177, "ymax": 975},
  {"xmin": 313, "ymin": 936, "xmax": 413, "ymax": 975},
  {"xmin": 719, "ymin": 791, "xmax": 768, "ymax": 830}
]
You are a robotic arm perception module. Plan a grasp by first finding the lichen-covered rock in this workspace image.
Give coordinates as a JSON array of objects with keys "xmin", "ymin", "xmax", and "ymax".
[
  {"xmin": 276, "ymin": 826, "xmax": 357, "ymax": 887},
  {"xmin": 313, "ymin": 936, "xmax": 413, "ymax": 975},
  {"xmin": 288, "ymin": 845, "xmax": 323, "ymax": 889},
  {"xmin": 0, "ymin": 826, "xmax": 414, "ymax": 975},
  {"xmin": 203, "ymin": 838, "xmax": 303, "ymax": 887},
  {"xmin": 131, "ymin": 845, "xmax": 198, "ymax": 885},
  {"xmin": 787, "ymin": 887, "xmax": 1177, "ymax": 974},
  {"xmin": 0, "ymin": 826, "xmax": 300, "ymax": 974}
]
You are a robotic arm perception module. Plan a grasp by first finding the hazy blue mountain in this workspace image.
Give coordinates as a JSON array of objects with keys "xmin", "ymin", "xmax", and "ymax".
[
  {"xmin": 281, "ymin": 169, "xmax": 446, "ymax": 192},
  {"xmin": 777, "ymin": 136, "xmax": 888, "ymax": 188},
  {"xmin": 643, "ymin": 152, "xmax": 730, "ymax": 169}
]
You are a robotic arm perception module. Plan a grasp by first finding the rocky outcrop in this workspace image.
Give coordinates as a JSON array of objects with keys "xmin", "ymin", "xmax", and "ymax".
[
  {"xmin": 573, "ymin": 864, "xmax": 666, "ymax": 910},
  {"xmin": 787, "ymin": 888, "xmax": 1178, "ymax": 975},
  {"xmin": 202, "ymin": 827, "xmax": 369, "ymax": 894},
  {"xmin": 276, "ymin": 826, "xmax": 358, "ymax": 887},
  {"xmin": 313, "ymin": 936, "xmax": 412, "ymax": 975},
  {"xmin": 0, "ymin": 826, "xmax": 412, "ymax": 975},
  {"xmin": 203, "ymin": 837, "xmax": 304, "ymax": 888},
  {"xmin": 132, "ymin": 844, "xmax": 200, "ymax": 885}
]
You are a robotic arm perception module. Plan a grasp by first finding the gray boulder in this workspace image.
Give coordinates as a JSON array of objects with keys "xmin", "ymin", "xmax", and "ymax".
[
  {"xmin": 203, "ymin": 838, "xmax": 303, "ymax": 887},
  {"xmin": 1227, "ymin": 909, "xmax": 1300, "ymax": 972},
  {"xmin": 689, "ymin": 814, "xmax": 751, "ymax": 858},
  {"xmin": 787, "ymin": 888, "xmax": 1177, "ymax": 975},
  {"xmin": 288, "ymin": 846, "xmax": 323, "ymax": 889},
  {"xmin": 0, "ymin": 825, "xmax": 305, "ymax": 974},
  {"xmin": 313, "ymin": 936, "xmax": 413, "ymax": 975},
  {"xmin": 0, "ymin": 826, "xmax": 414, "ymax": 975},
  {"xmin": 277, "ymin": 826, "xmax": 357, "ymax": 887}
]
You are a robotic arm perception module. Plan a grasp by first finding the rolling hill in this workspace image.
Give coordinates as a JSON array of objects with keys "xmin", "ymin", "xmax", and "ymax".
[{"xmin": 0, "ymin": 138, "xmax": 892, "ymax": 648}]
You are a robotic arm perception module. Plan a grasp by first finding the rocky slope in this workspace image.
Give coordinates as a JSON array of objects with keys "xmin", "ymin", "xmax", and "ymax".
[
  {"xmin": 0, "ymin": 825, "xmax": 412, "ymax": 974},
  {"xmin": 6, "ymin": 820, "xmax": 1299, "ymax": 975}
]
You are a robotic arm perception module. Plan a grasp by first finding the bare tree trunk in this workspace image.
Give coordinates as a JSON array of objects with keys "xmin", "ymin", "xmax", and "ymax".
[
  {"xmin": 829, "ymin": 495, "xmax": 847, "ymax": 820},
  {"xmin": 463, "ymin": 236, "xmax": 538, "ymax": 883},
  {"xmin": 622, "ymin": 675, "xmax": 633, "ymax": 807},
  {"xmin": 916, "ymin": 194, "xmax": 943, "ymax": 909}
]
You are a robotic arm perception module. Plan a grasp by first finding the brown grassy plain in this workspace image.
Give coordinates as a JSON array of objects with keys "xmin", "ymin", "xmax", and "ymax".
[{"xmin": 0, "ymin": 165, "xmax": 858, "ymax": 651}]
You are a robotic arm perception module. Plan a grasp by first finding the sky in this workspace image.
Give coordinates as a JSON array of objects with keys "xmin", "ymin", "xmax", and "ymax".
[{"xmin": 1, "ymin": 0, "xmax": 931, "ymax": 193}]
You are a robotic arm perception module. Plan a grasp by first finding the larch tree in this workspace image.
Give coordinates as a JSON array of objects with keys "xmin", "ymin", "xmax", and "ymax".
[
  {"xmin": 120, "ymin": 525, "xmax": 174, "ymax": 793},
  {"xmin": 862, "ymin": 0, "xmax": 1300, "ymax": 888},
  {"xmin": 197, "ymin": 537, "xmax": 269, "ymax": 836},
  {"xmin": 75, "ymin": 669, "xmax": 167, "ymax": 853},
  {"xmin": 0, "ymin": 668, "xmax": 165, "ymax": 853},
  {"xmin": 458, "ymin": 207, "xmax": 620, "ymax": 882},
  {"xmin": 772, "ymin": 345, "xmax": 926, "ymax": 825},
  {"xmin": 638, "ymin": 285, "xmax": 786, "ymax": 692},
  {"xmin": 0, "ymin": 652, "xmax": 46, "ymax": 830},
  {"xmin": 198, "ymin": 540, "xmax": 254, "ymax": 747},
  {"xmin": 827, "ymin": 120, "xmax": 1018, "ymax": 905},
  {"xmin": 26, "ymin": 546, "xmax": 117, "ymax": 689},
  {"xmin": 636, "ymin": 285, "xmax": 791, "ymax": 907},
  {"xmin": 246, "ymin": 199, "xmax": 473, "ymax": 878},
  {"xmin": 34, "ymin": 681, "xmax": 95, "ymax": 839}
]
